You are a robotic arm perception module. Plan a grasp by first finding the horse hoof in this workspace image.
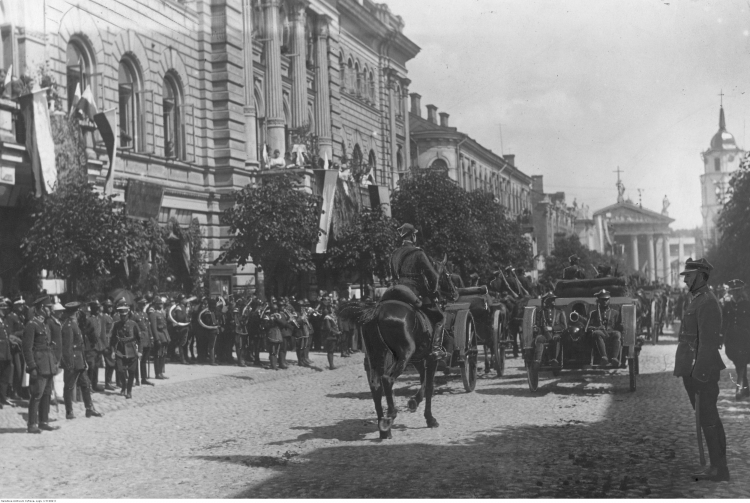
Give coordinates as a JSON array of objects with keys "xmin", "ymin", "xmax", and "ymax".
[
  {"xmin": 378, "ymin": 417, "xmax": 393, "ymax": 432},
  {"xmin": 379, "ymin": 430, "xmax": 392, "ymax": 440},
  {"xmin": 426, "ymin": 417, "xmax": 439, "ymax": 428},
  {"xmin": 408, "ymin": 399, "xmax": 418, "ymax": 412}
]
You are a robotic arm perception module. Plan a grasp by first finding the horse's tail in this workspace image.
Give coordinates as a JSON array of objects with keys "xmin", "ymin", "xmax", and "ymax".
[{"xmin": 337, "ymin": 300, "xmax": 379, "ymax": 325}]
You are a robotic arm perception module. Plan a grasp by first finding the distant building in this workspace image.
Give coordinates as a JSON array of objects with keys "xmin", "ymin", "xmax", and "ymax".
[
  {"xmin": 531, "ymin": 176, "xmax": 578, "ymax": 256},
  {"xmin": 668, "ymin": 228, "xmax": 704, "ymax": 285},
  {"xmin": 701, "ymin": 104, "xmax": 744, "ymax": 248}
]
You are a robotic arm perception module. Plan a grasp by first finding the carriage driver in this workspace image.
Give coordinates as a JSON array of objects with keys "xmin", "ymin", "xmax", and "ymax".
[
  {"xmin": 585, "ymin": 289, "xmax": 622, "ymax": 367},
  {"xmin": 390, "ymin": 223, "xmax": 446, "ymax": 360},
  {"xmin": 533, "ymin": 293, "xmax": 564, "ymax": 368}
]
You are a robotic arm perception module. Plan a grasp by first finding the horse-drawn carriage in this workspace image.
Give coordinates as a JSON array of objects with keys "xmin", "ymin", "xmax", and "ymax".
[
  {"xmin": 635, "ymin": 286, "xmax": 669, "ymax": 345},
  {"xmin": 442, "ymin": 285, "xmax": 509, "ymax": 391},
  {"xmin": 521, "ymin": 277, "xmax": 640, "ymax": 392}
]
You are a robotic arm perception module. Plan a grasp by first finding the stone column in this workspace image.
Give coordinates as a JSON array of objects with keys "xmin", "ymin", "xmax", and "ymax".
[
  {"xmin": 290, "ymin": 1, "xmax": 308, "ymax": 130},
  {"xmin": 630, "ymin": 234, "xmax": 639, "ymax": 272},
  {"xmin": 387, "ymin": 74, "xmax": 398, "ymax": 188},
  {"xmin": 403, "ymin": 80, "xmax": 411, "ymax": 171},
  {"xmin": 242, "ymin": 0, "xmax": 258, "ymax": 164},
  {"xmin": 662, "ymin": 234, "xmax": 671, "ymax": 285},
  {"xmin": 647, "ymin": 234, "xmax": 656, "ymax": 282},
  {"xmin": 263, "ymin": 0, "xmax": 286, "ymax": 154},
  {"xmin": 314, "ymin": 15, "xmax": 332, "ymax": 159}
]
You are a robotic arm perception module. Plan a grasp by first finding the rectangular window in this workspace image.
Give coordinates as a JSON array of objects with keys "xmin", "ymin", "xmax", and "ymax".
[{"xmin": 714, "ymin": 158, "xmax": 721, "ymax": 172}]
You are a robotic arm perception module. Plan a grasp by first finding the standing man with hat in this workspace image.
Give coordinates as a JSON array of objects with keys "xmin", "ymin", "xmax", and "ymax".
[
  {"xmin": 111, "ymin": 299, "xmax": 141, "ymax": 399},
  {"xmin": 390, "ymin": 223, "xmax": 446, "ymax": 360},
  {"xmin": 167, "ymin": 294, "xmax": 190, "ymax": 365},
  {"xmin": 23, "ymin": 295, "xmax": 59, "ymax": 433},
  {"xmin": 100, "ymin": 298, "xmax": 118, "ymax": 391},
  {"xmin": 563, "ymin": 255, "xmax": 586, "ymax": 280},
  {"xmin": 48, "ymin": 302, "xmax": 65, "ymax": 368},
  {"xmin": 675, "ymin": 258, "xmax": 729, "ymax": 482},
  {"xmin": 585, "ymin": 289, "xmax": 623, "ymax": 367},
  {"xmin": 60, "ymin": 302, "xmax": 102, "ymax": 419},
  {"xmin": 533, "ymin": 293, "xmax": 564, "ymax": 368},
  {"xmin": 722, "ymin": 279, "xmax": 750, "ymax": 400},
  {"xmin": 148, "ymin": 296, "xmax": 171, "ymax": 379},
  {"xmin": 132, "ymin": 297, "xmax": 154, "ymax": 386},
  {"xmin": 84, "ymin": 300, "xmax": 105, "ymax": 392},
  {"xmin": 7, "ymin": 296, "xmax": 27, "ymax": 399},
  {"xmin": 0, "ymin": 297, "xmax": 20, "ymax": 407}
]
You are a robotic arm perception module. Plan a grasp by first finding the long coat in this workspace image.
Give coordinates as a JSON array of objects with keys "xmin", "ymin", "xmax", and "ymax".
[
  {"xmin": 722, "ymin": 297, "xmax": 750, "ymax": 364},
  {"xmin": 111, "ymin": 318, "xmax": 141, "ymax": 359},
  {"xmin": 0, "ymin": 316, "xmax": 16, "ymax": 361},
  {"xmin": 148, "ymin": 308, "xmax": 170, "ymax": 344},
  {"xmin": 61, "ymin": 316, "xmax": 86, "ymax": 371},
  {"xmin": 391, "ymin": 240, "xmax": 439, "ymax": 299},
  {"xmin": 674, "ymin": 285, "xmax": 725, "ymax": 382},
  {"xmin": 23, "ymin": 316, "xmax": 58, "ymax": 376},
  {"xmin": 47, "ymin": 317, "xmax": 63, "ymax": 364}
]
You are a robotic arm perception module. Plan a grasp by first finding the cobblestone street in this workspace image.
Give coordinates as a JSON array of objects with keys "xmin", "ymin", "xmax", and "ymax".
[{"xmin": 2, "ymin": 328, "xmax": 749, "ymax": 498}]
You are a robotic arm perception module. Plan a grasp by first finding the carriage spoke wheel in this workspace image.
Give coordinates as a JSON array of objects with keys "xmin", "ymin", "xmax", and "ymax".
[
  {"xmin": 492, "ymin": 310, "xmax": 505, "ymax": 377},
  {"xmin": 456, "ymin": 311, "xmax": 478, "ymax": 393}
]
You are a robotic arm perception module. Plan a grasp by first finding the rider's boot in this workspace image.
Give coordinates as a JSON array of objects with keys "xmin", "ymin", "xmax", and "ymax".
[{"xmin": 429, "ymin": 322, "xmax": 447, "ymax": 361}]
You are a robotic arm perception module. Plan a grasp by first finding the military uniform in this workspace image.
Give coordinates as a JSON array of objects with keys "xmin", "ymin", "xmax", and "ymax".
[
  {"xmin": 197, "ymin": 301, "xmax": 220, "ymax": 365},
  {"xmin": 111, "ymin": 310, "xmax": 141, "ymax": 398},
  {"xmin": 262, "ymin": 306, "xmax": 283, "ymax": 370},
  {"xmin": 674, "ymin": 258, "xmax": 728, "ymax": 482},
  {"xmin": 84, "ymin": 304, "xmax": 105, "ymax": 391},
  {"xmin": 245, "ymin": 301, "xmax": 263, "ymax": 366},
  {"xmin": 60, "ymin": 304, "xmax": 100, "ymax": 418},
  {"xmin": 148, "ymin": 301, "xmax": 171, "ymax": 379},
  {"xmin": 100, "ymin": 303, "xmax": 117, "ymax": 390},
  {"xmin": 167, "ymin": 300, "xmax": 189, "ymax": 365},
  {"xmin": 721, "ymin": 281, "xmax": 750, "ymax": 398},
  {"xmin": 23, "ymin": 297, "xmax": 58, "ymax": 432},
  {"xmin": 0, "ymin": 301, "xmax": 19, "ymax": 406},
  {"xmin": 585, "ymin": 294, "xmax": 623, "ymax": 366},
  {"xmin": 293, "ymin": 301, "xmax": 312, "ymax": 367},
  {"xmin": 322, "ymin": 312, "xmax": 341, "ymax": 370},
  {"xmin": 533, "ymin": 294, "xmax": 565, "ymax": 366},
  {"xmin": 6, "ymin": 303, "xmax": 26, "ymax": 398},
  {"xmin": 132, "ymin": 300, "xmax": 153, "ymax": 385}
]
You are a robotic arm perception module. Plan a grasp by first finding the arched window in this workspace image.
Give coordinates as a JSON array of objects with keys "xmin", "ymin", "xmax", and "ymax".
[
  {"xmin": 352, "ymin": 143, "xmax": 363, "ymax": 166},
  {"xmin": 430, "ymin": 158, "xmax": 448, "ymax": 171},
  {"xmin": 369, "ymin": 70, "xmax": 375, "ymax": 102},
  {"xmin": 355, "ymin": 62, "xmax": 362, "ymax": 97},
  {"xmin": 396, "ymin": 146, "xmax": 403, "ymax": 173},
  {"xmin": 162, "ymin": 73, "xmax": 183, "ymax": 159},
  {"xmin": 339, "ymin": 53, "xmax": 346, "ymax": 93},
  {"xmin": 347, "ymin": 58, "xmax": 354, "ymax": 93},
  {"xmin": 66, "ymin": 38, "xmax": 95, "ymax": 114},
  {"xmin": 118, "ymin": 56, "xmax": 143, "ymax": 151},
  {"xmin": 368, "ymin": 150, "xmax": 377, "ymax": 184}
]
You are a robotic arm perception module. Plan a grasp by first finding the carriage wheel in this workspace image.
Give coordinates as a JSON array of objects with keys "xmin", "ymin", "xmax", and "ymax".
[
  {"xmin": 455, "ymin": 311, "xmax": 477, "ymax": 393},
  {"xmin": 629, "ymin": 357, "xmax": 637, "ymax": 392},
  {"xmin": 492, "ymin": 310, "xmax": 505, "ymax": 377}
]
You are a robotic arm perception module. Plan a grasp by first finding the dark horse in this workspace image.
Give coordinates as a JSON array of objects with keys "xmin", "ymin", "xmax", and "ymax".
[{"xmin": 339, "ymin": 257, "xmax": 456, "ymax": 439}]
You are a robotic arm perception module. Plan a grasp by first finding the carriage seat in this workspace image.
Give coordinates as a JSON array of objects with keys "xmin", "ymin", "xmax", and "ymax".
[{"xmin": 381, "ymin": 285, "xmax": 422, "ymax": 308}]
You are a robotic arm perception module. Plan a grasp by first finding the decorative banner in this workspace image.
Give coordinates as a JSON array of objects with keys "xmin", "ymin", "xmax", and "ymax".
[
  {"xmin": 20, "ymin": 88, "xmax": 57, "ymax": 196},
  {"xmin": 93, "ymin": 108, "xmax": 118, "ymax": 195},
  {"xmin": 125, "ymin": 179, "xmax": 164, "ymax": 220},
  {"xmin": 315, "ymin": 169, "xmax": 338, "ymax": 254}
]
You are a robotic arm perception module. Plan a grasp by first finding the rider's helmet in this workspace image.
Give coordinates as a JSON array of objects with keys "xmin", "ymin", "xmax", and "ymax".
[
  {"xmin": 568, "ymin": 254, "xmax": 580, "ymax": 265},
  {"xmin": 397, "ymin": 223, "xmax": 418, "ymax": 239},
  {"xmin": 594, "ymin": 289, "xmax": 611, "ymax": 308}
]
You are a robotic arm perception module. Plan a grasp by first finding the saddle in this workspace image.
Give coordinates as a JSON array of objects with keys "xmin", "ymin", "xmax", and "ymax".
[{"xmin": 379, "ymin": 286, "xmax": 431, "ymax": 335}]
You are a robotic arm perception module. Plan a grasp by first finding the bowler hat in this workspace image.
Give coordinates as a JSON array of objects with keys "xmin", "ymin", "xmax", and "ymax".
[{"xmin": 679, "ymin": 257, "xmax": 713, "ymax": 276}]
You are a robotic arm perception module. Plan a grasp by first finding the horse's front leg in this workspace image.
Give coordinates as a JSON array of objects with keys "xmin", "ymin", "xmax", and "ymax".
[
  {"xmin": 408, "ymin": 359, "xmax": 427, "ymax": 412},
  {"xmin": 424, "ymin": 358, "xmax": 439, "ymax": 428}
]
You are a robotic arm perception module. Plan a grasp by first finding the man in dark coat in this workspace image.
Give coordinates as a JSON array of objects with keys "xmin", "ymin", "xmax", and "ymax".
[
  {"xmin": 100, "ymin": 298, "xmax": 117, "ymax": 391},
  {"xmin": 23, "ymin": 295, "xmax": 59, "ymax": 434},
  {"xmin": 6, "ymin": 297, "xmax": 27, "ymax": 399},
  {"xmin": 722, "ymin": 279, "xmax": 750, "ymax": 400},
  {"xmin": 562, "ymin": 254, "xmax": 586, "ymax": 280},
  {"xmin": 61, "ymin": 302, "xmax": 102, "ymax": 419},
  {"xmin": 132, "ymin": 298, "xmax": 154, "ymax": 386},
  {"xmin": 167, "ymin": 294, "xmax": 190, "ymax": 365},
  {"xmin": 84, "ymin": 301, "xmax": 105, "ymax": 392},
  {"xmin": 111, "ymin": 299, "xmax": 141, "ymax": 399},
  {"xmin": 584, "ymin": 290, "xmax": 622, "ymax": 367},
  {"xmin": 0, "ymin": 298, "xmax": 20, "ymax": 407},
  {"xmin": 148, "ymin": 296, "xmax": 171, "ymax": 379},
  {"xmin": 674, "ymin": 258, "xmax": 729, "ymax": 482},
  {"xmin": 390, "ymin": 223, "xmax": 445, "ymax": 360},
  {"xmin": 533, "ymin": 293, "xmax": 565, "ymax": 368}
]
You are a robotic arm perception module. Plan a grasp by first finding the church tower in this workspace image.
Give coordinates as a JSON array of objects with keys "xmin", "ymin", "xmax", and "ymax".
[{"xmin": 701, "ymin": 102, "xmax": 744, "ymax": 248}]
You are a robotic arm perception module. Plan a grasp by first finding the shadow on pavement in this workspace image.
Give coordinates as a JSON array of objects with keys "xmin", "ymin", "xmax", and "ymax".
[
  {"xmin": 0, "ymin": 427, "xmax": 27, "ymax": 434},
  {"xmin": 265, "ymin": 418, "xmax": 406, "ymax": 445}
]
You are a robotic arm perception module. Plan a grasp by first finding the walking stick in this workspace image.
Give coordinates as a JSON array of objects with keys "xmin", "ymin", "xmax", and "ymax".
[{"xmin": 696, "ymin": 391, "xmax": 706, "ymax": 466}]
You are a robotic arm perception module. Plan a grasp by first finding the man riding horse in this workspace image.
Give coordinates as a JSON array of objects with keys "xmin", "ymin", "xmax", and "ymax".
[{"xmin": 390, "ymin": 223, "xmax": 446, "ymax": 360}]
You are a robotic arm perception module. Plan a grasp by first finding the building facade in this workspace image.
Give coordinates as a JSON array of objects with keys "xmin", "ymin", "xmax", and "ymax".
[
  {"xmin": 701, "ymin": 105, "xmax": 744, "ymax": 249},
  {"xmin": 530, "ymin": 175, "xmax": 578, "ymax": 256},
  {"xmin": 0, "ymin": 0, "xmax": 418, "ymax": 295}
]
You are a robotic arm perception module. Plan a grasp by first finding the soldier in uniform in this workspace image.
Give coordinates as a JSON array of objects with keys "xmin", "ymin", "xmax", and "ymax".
[
  {"xmin": 23, "ymin": 295, "xmax": 59, "ymax": 434},
  {"xmin": 321, "ymin": 305, "xmax": 341, "ymax": 370},
  {"xmin": 101, "ymin": 298, "xmax": 117, "ymax": 391},
  {"xmin": 562, "ymin": 254, "xmax": 586, "ymax": 280},
  {"xmin": 84, "ymin": 301, "xmax": 105, "ymax": 392},
  {"xmin": 48, "ymin": 302, "xmax": 64, "ymax": 365},
  {"xmin": 132, "ymin": 298, "xmax": 154, "ymax": 386},
  {"xmin": 60, "ymin": 302, "xmax": 102, "ymax": 419},
  {"xmin": 111, "ymin": 299, "xmax": 141, "ymax": 399},
  {"xmin": 262, "ymin": 299, "xmax": 284, "ymax": 370},
  {"xmin": 148, "ymin": 296, "xmax": 171, "ymax": 379},
  {"xmin": 446, "ymin": 262, "xmax": 464, "ymax": 289},
  {"xmin": 0, "ymin": 298, "xmax": 20, "ymax": 407},
  {"xmin": 198, "ymin": 298, "xmax": 221, "ymax": 366},
  {"xmin": 596, "ymin": 265, "xmax": 613, "ymax": 278},
  {"xmin": 722, "ymin": 279, "xmax": 750, "ymax": 400},
  {"xmin": 390, "ymin": 223, "xmax": 445, "ymax": 360},
  {"xmin": 674, "ymin": 258, "xmax": 729, "ymax": 482},
  {"xmin": 584, "ymin": 290, "xmax": 622, "ymax": 367},
  {"xmin": 533, "ymin": 293, "xmax": 565, "ymax": 368},
  {"xmin": 245, "ymin": 299, "xmax": 263, "ymax": 366},
  {"xmin": 293, "ymin": 299, "xmax": 312, "ymax": 366},
  {"xmin": 167, "ymin": 294, "xmax": 190, "ymax": 365},
  {"xmin": 7, "ymin": 296, "xmax": 27, "ymax": 399}
]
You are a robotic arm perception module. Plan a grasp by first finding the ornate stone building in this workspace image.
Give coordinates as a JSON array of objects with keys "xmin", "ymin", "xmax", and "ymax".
[
  {"xmin": 0, "ymin": 0, "xmax": 418, "ymax": 294},
  {"xmin": 530, "ymin": 175, "xmax": 578, "ymax": 257}
]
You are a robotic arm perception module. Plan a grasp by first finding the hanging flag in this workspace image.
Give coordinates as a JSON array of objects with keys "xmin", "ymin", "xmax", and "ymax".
[
  {"xmin": 68, "ymin": 82, "xmax": 81, "ymax": 120},
  {"xmin": 3, "ymin": 64, "xmax": 12, "ymax": 98},
  {"xmin": 262, "ymin": 143, "xmax": 269, "ymax": 168},
  {"xmin": 181, "ymin": 237, "xmax": 191, "ymax": 273},
  {"xmin": 323, "ymin": 151, "xmax": 329, "ymax": 170},
  {"xmin": 77, "ymin": 86, "xmax": 98, "ymax": 122},
  {"xmin": 20, "ymin": 88, "xmax": 57, "ymax": 196},
  {"xmin": 315, "ymin": 169, "xmax": 338, "ymax": 254},
  {"xmin": 93, "ymin": 108, "xmax": 118, "ymax": 195}
]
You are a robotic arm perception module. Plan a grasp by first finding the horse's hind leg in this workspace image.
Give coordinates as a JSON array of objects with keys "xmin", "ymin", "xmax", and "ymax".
[
  {"xmin": 408, "ymin": 360, "xmax": 427, "ymax": 412},
  {"xmin": 377, "ymin": 377, "xmax": 397, "ymax": 439},
  {"xmin": 369, "ymin": 375, "xmax": 389, "ymax": 439},
  {"xmin": 424, "ymin": 358, "xmax": 439, "ymax": 428}
]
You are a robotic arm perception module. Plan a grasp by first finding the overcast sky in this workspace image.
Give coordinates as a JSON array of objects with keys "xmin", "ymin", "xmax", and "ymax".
[{"xmin": 386, "ymin": 0, "xmax": 750, "ymax": 229}]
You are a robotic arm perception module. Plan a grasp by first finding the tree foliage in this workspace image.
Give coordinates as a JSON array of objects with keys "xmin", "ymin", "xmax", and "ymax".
[
  {"xmin": 324, "ymin": 207, "xmax": 399, "ymax": 286},
  {"xmin": 219, "ymin": 173, "xmax": 321, "ymax": 296},
  {"xmin": 541, "ymin": 234, "xmax": 624, "ymax": 286},
  {"xmin": 391, "ymin": 170, "xmax": 532, "ymax": 279}
]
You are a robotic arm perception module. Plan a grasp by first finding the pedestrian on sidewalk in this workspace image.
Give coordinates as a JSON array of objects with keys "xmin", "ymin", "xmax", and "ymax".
[
  {"xmin": 23, "ymin": 294, "xmax": 59, "ymax": 434},
  {"xmin": 61, "ymin": 302, "xmax": 102, "ymax": 419},
  {"xmin": 675, "ymin": 258, "xmax": 729, "ymax": 482}
]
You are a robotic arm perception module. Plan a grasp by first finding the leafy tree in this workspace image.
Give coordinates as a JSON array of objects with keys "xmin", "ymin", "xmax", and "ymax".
[
  {"xmin": 707, "ymin": 152, "xmax": 750, "ymax": 285},
  {"xmin": 218, "ymin": 172, "xmax": 321, "ymax": 297},
  {"xmin": 542, "ymin": 233, "xmax": 624, "ymax": 285},
  {"xmin": 324, "ymin": 207, "xmax": 399, "ymax": 288}
]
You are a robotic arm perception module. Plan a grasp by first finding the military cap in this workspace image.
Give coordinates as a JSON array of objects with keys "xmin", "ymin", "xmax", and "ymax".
[
  {"xmin": 398, "ymin": 223, "xmax": 418, "ymax": 237},
  {"xmin": 64, "ymin": 301, "xmax": 82, "ymax": 312},
  {"xmin": 32, "ymin": 294, "xmax": 52, "ymax": 307},
  {"xmin": 542, "ymin": 292, "xmax": 557, "ymax": 305},
  {"xmin": 136, "ymin": 297, "xmax": 148, "ymax": 305},
  {"xmin": 594, "ymin": 289, "xmax": 611, "ymax": 300},
  {"xmin": 679, "ymin": 257, "xmax": 713, "ymax": 276},
  {"xmin": 12, "ymin": 296, "xmax": 25, "ymax": 305},
  {"xmin": 102, "ymin": 298, "xmax": 113, "ymax": 307},
  {"xmin": 52, "ymin": 302, "xmax": 65, "ymax": 312},
  {"xmin": 727, "ymin": 279, "xmax": 745, "ymax": 291},
  {"xmin": 504, "ymin": 265, "xmax": 515, "ymax": 273},
  {"xmin": 153, "ymin": 296, "xmax": 164, "ymax": 305},
  {"xmin": 186, "ymin": 296, "xmax": 199, "ymax": 304},
  {"xmin": 0, "ymin": 297, "xmax": 10, "ymax": 308},
  {"xmin": 115, "ymin": 298, "xmax": 130, "ymax": 310},
  {"xmin": 568, "ymin": 254, "xmax": 580, "ymax": 263},
  {"xmin": 469, "ymin": 272, "xmax": 480, "ymax": 280}
]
